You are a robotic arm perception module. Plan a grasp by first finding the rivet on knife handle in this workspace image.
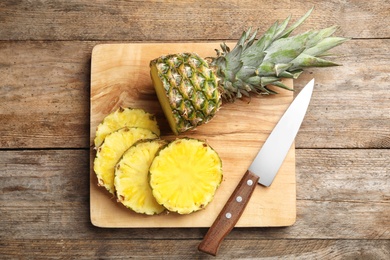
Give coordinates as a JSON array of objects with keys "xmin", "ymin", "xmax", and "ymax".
[{"xmin": 198, "ymin": 170, "xmax": 259, "ymax": 256}]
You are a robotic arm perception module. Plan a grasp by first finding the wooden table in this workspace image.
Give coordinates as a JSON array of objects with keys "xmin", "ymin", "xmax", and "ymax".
[{"xmin": 1, "ymin": 1, "xmax": 389, "ymax": 259}]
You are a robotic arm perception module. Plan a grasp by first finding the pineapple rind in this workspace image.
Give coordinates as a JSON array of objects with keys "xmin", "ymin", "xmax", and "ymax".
[
  {"xmin": 94, "ymin": 127, "xmax": 158, "ymax": 194},
  {"xmin": 149, "ymin": 9, "xmax": 348, "ymax": 134},
  {"xmin": 115, "ymin": 139, "xmax": 168, "ymax": 215},
  {"xmin": 94, "ymin": 107, "xmax": 160, "ymax": 147},
  {"xmin": 150, "ymin": 53, "xmax": 221, "ymax": 135},
  {"xmin": 149, "ymin": 138, "xmax": 223, "ymax": 214}
]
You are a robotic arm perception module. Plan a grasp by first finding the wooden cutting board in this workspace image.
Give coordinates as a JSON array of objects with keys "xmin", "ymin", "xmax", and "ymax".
[{"xmin": 90, "ymin": 43, "xmax": 296, "ymax": 228}]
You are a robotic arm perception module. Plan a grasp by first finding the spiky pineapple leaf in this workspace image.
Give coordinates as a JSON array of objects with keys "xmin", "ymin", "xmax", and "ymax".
[
  {"xmin": 290, "ymin": 53, "xmax": 341, "ymax": 70},
  {"xmin": 263, "ymin": 32, "xmax": 311, "ymax": 64},
  {"xmin": 305, "ymin": 36, "xmax": 350, "ymax": 57},
  {"xmin": 209, "ymin": 8, "xmax": 348, "ymax": 102},
  {"xmin": 279, "ymin": 7, "xmax": 314, "ymax": 38}
]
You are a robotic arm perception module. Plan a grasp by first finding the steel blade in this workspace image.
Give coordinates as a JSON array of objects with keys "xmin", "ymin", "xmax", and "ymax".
[{"xmin": 248, "ymin": 79, "xmax": 314, "ymax": 187}]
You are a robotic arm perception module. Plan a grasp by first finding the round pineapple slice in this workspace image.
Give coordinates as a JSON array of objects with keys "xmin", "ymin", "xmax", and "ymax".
[
  {"xmin": 115, "ymin": 139, "xmax": 168, "ymax": 215},
  {"xmin": 94, "ymin": 107, "xmax": 160, "ymax": 148},
  {"xmin": 149, "ymin": 138, "xmax": 223, "ymax": 214},
  {"xmin": 94, "ymin": 127, "xmax": 158, "ymax": 194}
]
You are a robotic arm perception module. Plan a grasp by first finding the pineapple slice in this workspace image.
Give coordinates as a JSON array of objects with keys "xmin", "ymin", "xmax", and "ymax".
[
  {"xmin": 115, "ymin": 139, "xmax": 168, "ymax": 215},
  {"xmin": 94, "ymin": 127, "xmax": 158, "ymax": 194},
  {"xmin": 149, "ymin": 138, "xmax": 223, "ymax": 214},
  {"xmin": 94, "ymin": 107, "xmax": 160, "ymax": 147}
]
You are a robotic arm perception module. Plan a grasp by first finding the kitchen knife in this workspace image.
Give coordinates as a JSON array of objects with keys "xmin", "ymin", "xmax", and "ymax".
[{"xmin": 198, "ymin": 79, "xmax": 315, "ymax": 256}]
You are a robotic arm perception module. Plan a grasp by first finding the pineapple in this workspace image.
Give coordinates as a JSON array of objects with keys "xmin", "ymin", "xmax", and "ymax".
[
  {"xmin": 150, "ymin": 8, "xmax": 348, "ymax": 134},
  {"xmin": 115, "ymin": 139, "xmax": 168, "ymax": 215},
  {"xmin": 94, "ymin": 107, "xmax": 160, "ymax": 147},
  {"xmin": 150, "ymin": 53, "xmax": 221, "ymax": 135},
  {"xmin": 94, "ymin": 127, "xmax": 157, "ymax": 194},
  {"xmin": 149, "ymin": 138, "xmax": 223, "ymax": 214}
]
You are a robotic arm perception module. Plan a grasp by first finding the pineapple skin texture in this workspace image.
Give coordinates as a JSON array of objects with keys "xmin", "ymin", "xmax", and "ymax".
[
  {"xmin": 149, "ymin": 9, "xmax": 348, "ymax": 135},
  {"xmin": 150, "ymin": 53, "xmax": 222, "ymax": 135},
  {"xmin": 149, "ymin": 138, "xmax": 223, "ymax": 214}
]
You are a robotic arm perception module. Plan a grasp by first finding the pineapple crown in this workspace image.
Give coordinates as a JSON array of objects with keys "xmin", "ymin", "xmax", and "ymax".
[{"xmin": 208, "ymin": 8, "xmax": 349, "ymax": 102}]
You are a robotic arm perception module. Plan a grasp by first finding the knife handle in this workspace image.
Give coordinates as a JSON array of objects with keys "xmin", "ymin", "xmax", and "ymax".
[{"xmin": 198, "ymin": 170, "xmax": 259, "ymax": 256}]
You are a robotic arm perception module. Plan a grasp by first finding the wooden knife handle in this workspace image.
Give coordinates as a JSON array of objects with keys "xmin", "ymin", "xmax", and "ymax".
[{"xmin": 198, "ymin": 170, "xmax": 260, "ymax": 256}]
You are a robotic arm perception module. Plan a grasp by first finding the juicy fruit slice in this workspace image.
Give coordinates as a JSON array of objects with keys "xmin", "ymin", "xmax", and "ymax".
[
  {"xmin": 94, "ymin": 127, "xmax": 158, "ymax": 194},
  {"xmin": 94, "ymin": 107, "xmax": 160, "ymax": 147},
  {"xmin": 149, "ymin": 138, "xmax": 223, "ymax": 214},
  {"xmin": 150, "ymin": 53, "xmax": 221, "ymax": 135},
  {"xmin": 115, "ymin": 139, "xmax": 168, "ymax": 215}
]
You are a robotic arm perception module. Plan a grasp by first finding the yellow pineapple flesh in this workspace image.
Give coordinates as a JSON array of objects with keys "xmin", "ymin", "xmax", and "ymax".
[
  {"xmin": 149, "ymin": 138, "xmax": 223, "ymax": 214},
  {"xmin": 94, "ymin": 107, "xmax": 160, "ymax": 147},
  {"xmin": 115, "ymin": 139, "xmax": 168, "ymax": 215},
  {"xmin": 94, "ymin": 127, "xmax": 157, "ymax": 194}
]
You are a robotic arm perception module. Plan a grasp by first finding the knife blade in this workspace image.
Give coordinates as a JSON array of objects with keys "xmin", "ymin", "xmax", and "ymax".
[{"xmin": 198, "ymin": 79, "xmax": 315, "ymax": 256}]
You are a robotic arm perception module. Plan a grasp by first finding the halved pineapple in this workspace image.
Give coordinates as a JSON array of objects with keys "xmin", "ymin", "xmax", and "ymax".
[
  {"xmin": 115, "ymin": 139, "xmax": 168, "ymax": 215},
  {"xmin": 94, "ymin": 127, "xmax": 158, "ymax": 194},
  {"xmin": 149, "ymin": 138, "xmax": 223, "ymax": 214},
  {"xmin": 94, "ymin": 107, "xmax": 160, "ymax": 148}
]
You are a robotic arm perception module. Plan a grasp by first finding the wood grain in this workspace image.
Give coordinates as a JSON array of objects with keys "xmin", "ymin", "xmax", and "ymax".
[
  {"xmin": 89, "ymin": 43, "xmax": 296, "ymax": 228},
  {"xmin": 0, "ymin": 41, "xmax": 93, "ymax": 148},
  {"xmin": 1, "ymin": 149, "xmax": 389, "ymax": 257},
  {"xmin": 1, "ymin": 149, "xmax": 388, "ymax": 240},
  {"xmin": 1, "ymin": 0, "xmax": 389, "ymax": 40},
  {"xmin": 1, "ymin": 239, "xmax": 390, "ymax": 259},
  {"xmin": 1, "ymin": 0, "xmax": 389, "ymax": 258},
  {"xmin": 198, "ymin": 170, "xmax": 260, "ymax": 255},
  {"xmin": 1, "ymin": 40, "xmax": 389, "ymax": 149}
]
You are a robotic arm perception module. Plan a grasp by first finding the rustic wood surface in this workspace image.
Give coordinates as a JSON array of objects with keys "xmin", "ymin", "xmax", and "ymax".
[
  {"xmin": 1, "ymin": 0, "xmax": 389, "ymax": 259},
  {"xmin": 89, "ymin": 43, "xmax": 296, "ymax": 228}
]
